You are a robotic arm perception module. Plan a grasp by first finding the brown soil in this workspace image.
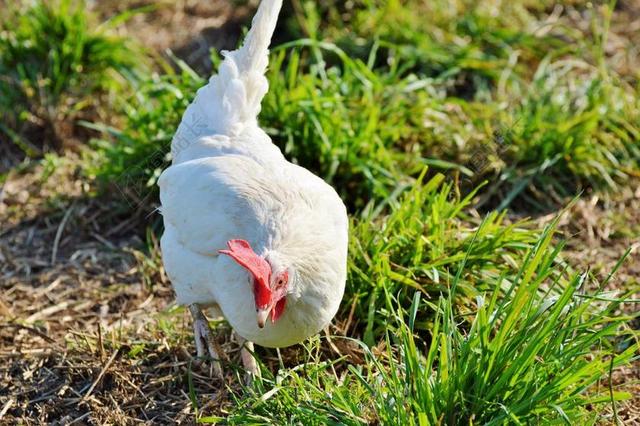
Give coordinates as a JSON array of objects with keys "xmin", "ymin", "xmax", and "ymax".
[
  {"xmin": 0, "ymin": 159, "xmax": 357, "ymax": 423},
  {"xmin": 92, "ymin": 0, "xmax": 259, "ymax": 73},
  {"xmin": 0, "ymin": 158, "xmax": 239, "ymax": 423}
]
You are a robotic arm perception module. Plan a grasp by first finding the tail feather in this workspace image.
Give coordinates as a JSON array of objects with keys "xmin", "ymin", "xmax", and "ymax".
[
  {"xmin": 235, "ymin": 0, "xmax": 283, "ymax": 76},
  {"xmin": 172, "ymin": 0, "xmax": 282, "ymax": 151}
]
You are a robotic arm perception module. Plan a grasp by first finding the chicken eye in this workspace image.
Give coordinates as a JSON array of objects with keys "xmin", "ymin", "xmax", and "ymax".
[{"xmin": 276, "ymin": 275, "xmax": 286, "ymax": 287}]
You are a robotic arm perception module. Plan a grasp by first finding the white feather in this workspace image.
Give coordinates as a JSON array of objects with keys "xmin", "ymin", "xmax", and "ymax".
[
  {"xmin": 158, "ymin": 0, "xmax": 348, "ymax": 348},
  {"xmin": 171, "ymin": 0, "xmax": 283, "ymax": 143}
]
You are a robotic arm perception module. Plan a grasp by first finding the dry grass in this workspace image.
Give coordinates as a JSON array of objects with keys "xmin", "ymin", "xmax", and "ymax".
[
  {"xmin": 558, "ymin": 185, "xmax": 640, "ymax": 424},
  {"xmin": 530, "ymin": 182, "xmax": 640, "ymax": 425},
  {"xmin": 0, "ymin": 159, "xmax": 225, "ymax": 423},
  {"xmin": 0, "ymin": 158, "xmax": 363, "ymax": 423}
]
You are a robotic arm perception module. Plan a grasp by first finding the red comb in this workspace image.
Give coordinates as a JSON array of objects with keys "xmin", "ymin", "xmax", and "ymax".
[{"xmin": 219, "ymin": 239, "xmax": 272, "ymax": 308}]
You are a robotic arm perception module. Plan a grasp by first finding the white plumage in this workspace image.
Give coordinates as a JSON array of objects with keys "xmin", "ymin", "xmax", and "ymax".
[{"xmin": 158, "ymin": 0, "xmax": 348, "ymax": 361}]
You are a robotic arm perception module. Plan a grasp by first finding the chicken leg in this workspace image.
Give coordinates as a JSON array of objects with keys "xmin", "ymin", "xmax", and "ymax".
[
  {"xmin": 189, "ymin": 304, "xmax": 223, "ymax": 378},
  {"xmin": 235, "ymin": 334, "xmax": 261, "ymax": 384}
]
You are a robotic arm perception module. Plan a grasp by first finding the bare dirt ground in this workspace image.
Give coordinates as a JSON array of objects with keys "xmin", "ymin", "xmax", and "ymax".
[
  {"xmin": 91, "ymin": 0, "xmax": 260, "ymax": 73},
  {"xmin": 0, "ymin": 159, "xmax": 209, "ymax": 423}
]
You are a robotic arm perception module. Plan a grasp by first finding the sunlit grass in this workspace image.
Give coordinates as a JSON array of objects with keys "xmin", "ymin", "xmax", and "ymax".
[
  {"xmin": 92, "ymin": 40, "xmax": 639, "ymax": 211},
  {"xmin": 216, "ymin": 219, "xmax": 638, "ymax": 425},
  {"xmin": 0, "ymin": 0, "xmax": 144, "ymax": 154}
]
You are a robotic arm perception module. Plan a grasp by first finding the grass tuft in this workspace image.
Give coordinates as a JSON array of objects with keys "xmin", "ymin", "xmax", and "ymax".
[
  {"xmin": 345, "ymin": 171, "xmax": 541, "ymax": 343},
  {"xmin": 86, "ymin": 57, "xmax": 204, "ymax": 205},
  {"xmin": 0, "ymin": 0, "xmax": 144, "ymax": 154},
  {"xmin": 222, "ymin": 221, "xmax": 638, "ymax": 425}
]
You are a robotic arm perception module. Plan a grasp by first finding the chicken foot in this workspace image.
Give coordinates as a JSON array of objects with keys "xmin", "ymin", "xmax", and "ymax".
[{"xmin": 189, "ymin": 304, "xmax": 224, "ymax": 379}]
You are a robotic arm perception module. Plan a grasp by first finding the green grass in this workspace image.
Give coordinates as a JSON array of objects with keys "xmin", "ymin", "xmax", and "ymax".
[
  {"xmin": 487, "ymin": 59, "xmax": 640, "ymax": 208},
  {"xmin": 345, "ymin": 172, "xmax": 542, "ymax": 344},
  {"xmin": 281, "ymin": 0, "xmax": 640, "ymax": 208},
  {"xmin": 5, "ymin": 0, "xmax": 636, "ymax": 208},
  {"xmin": 215, "ymin": 220, "xmax": 638, "ymax": 425},
  {"xmin": 85, "ymin": 57, "xmax": 204, "ymax": 203},
  {"xmin": 263, "ymin": 42, "xmax": 450, "ymax": 208},
  {"xmin": 288, "ymin": 0, "xmax": 570, "ymax": 88},
  {"xmin": 92, "ymin": 17, "xmax": 639, "ymax": 211},
  {"xmin": 0, "ymin": 0, "xmax": 144, "ymax": 154}
]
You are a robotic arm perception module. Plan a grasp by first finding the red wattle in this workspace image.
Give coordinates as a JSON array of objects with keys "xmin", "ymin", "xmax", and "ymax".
[{"xmin": 271, "ymin": 298, "xmax": 286, "ymax": 322}]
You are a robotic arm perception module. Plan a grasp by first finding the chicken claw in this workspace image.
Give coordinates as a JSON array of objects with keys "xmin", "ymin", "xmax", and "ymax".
[{"xmin": 189, "ymin": 304, "xmax": 224, "ymax": 379}]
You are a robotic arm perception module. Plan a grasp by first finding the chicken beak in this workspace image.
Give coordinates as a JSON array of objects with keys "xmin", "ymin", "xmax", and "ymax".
[{"xmin": 257, "ymin": 307, "xmax": 270, "ymax": 328}]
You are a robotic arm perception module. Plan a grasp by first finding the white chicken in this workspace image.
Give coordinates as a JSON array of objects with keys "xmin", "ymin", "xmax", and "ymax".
[{"xmin": 158, "ymin": 0, "xmax": 348, "ymax": 377}]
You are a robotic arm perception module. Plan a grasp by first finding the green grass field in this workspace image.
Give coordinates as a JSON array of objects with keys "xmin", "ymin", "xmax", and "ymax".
[{"xmin": 0, "ymin": 0, "xmax": 638, "ymax": 424}]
